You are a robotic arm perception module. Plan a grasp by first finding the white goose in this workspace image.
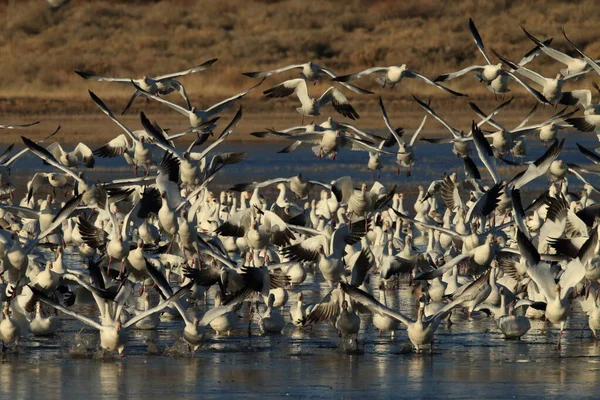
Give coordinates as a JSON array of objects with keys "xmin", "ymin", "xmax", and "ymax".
[
  {"xmin": 333, "ymin": 64, "xmax": 465, "ymax": 96},
  {"xmin": 263, "ymin": 79, "xmax": 360, "ymax": 121},
  {"xmin": 134, "ymin": 79, "xmax": 263, "ymax": 131},
  {"xmin": 379, "ymin": 97, "xmax": 427, "ymax": 176},
  {"xmin": 75, "ymin": 58, "xmax": 218, "ymax": 114},
  {"xmin": 243, "ymin": 61, "xmax": 371, "ymax": 94},
  {"xmin": 341, "ymin": 271, "xmax": 491, "ymax": 353}
]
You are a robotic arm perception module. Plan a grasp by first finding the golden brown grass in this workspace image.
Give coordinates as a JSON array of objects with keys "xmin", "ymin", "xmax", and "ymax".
[{"xmin": 0, "ymin": 0, "xmax": 598, "ymax": 143}]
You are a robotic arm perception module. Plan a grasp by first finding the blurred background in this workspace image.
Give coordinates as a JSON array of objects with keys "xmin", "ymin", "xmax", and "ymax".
[{"xmin": 0, "ymin": 0, "xmax": 598, "ymax": 141}]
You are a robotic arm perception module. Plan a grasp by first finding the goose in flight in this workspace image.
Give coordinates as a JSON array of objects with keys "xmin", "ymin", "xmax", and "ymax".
[
  {"xmin": 259, "ymin": 128, "xmax": 393, "ymax": 160},
  {"xmin": 379, "ymin": 97, "xmax": 427, "ymax": 176},
  {"xmin": 0, "ymin": 121, "xmax": 39, "ymax": 129},
  {"xmin": 132, "ymin": 78, "xmax": 263, "ymax": 131},
  {"xmin": 75, "ymin": 58, "xmax": 218, "ymax": 114},
  {"xmin": 333, "ymin": 64, "xmax": 466, "ymax": 96},
  {"xmin": 521, "ymin": 26, "xmax": 598, "ymax": 77},
  {"xmin": 493, "ymin": 51, "xmax": 588, "ymax": 106},
  {"xmin": 229, "ymin": 174, "xmax": 331, "ymax": 199},
  {"xmin": 45, "ymin": 142, "xmax": 95, "ymax": 169},
  {"xmin": 242, "ymin": 61, "xmax": 372, "ymax": 94},
  {"xmin": 434, "ymin": 19, "xmax": 549, "ymax": 104},
  {"xmin": 263, "ymin": 78, "xmax": 360, "ymax": 121}
]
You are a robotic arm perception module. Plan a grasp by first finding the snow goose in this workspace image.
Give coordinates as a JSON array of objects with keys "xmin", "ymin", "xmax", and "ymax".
[
  {"xmin": 209, "ymin": 293, "xmax": 239, "ymax": 335},
  {"xmin": 229, "ymin": 174, "xmax": 330, "ymax": 199},
  {"xmin": 77, "ymin": 202, "xmax": 136, "ymax": 276},
  {"xmin": 147, "ymin": 261, "xmax": 241, "ymax": 352},
  {"xmin": 417, "ymin": 97, "xmax": 514, "ymax": 157},
  {"xmin": 341, "ymin": 272, "xmax": 490, "ymax": 353},
  {"xmin": 289, "ymin": 292, "xmax": 312, "ymax": 327},
  {"xmin": 333, "ymin": 64, "xmax": 465, "ymax": 96},
  {"xmin": 372, "ymin": 285, "xmax": 400, "ymax": 337},
  {"xmin": 497, "ymin": 301, "xmax": 532, "ymax": 339},
  {"xmin": 89, "ymin": 91, "xmax": 159, "ymax": 176},
  {"xmin": 133, "ymin": 78, "xmax": 263, "ymax": 131},
  {"xmin": 434, "ymin": 19, "xmax": 549, "ymax": 104},
  {"xmin": 507, "ymin": 138, "xmax": 565, "ymax": 190},
  {"xmin": 0, "ymin": 121, "xmax": 39, "ymax": 129},
  {"xmin": 29, "ymin": 298, "xmax": 62, "ymax": 336},
  {"xmin": 521, "ymin": 26, "xmax": 593, "ymax": 77},
  {"xmin": 283, "ymin": 219, "xmax": 369, "ymax": 285},
  {"xmin": 493, "ymin": 51, "xmax": 587, "ymax": 106},
  {"xmin": 335, "ymin": 300, "xmax": 361, "ymax": 338},
  {"xmin": 243, "ymin": 61, "xmax": 371, "ymax": 94},
  {"xmin": 262, "ymin": 128, "xmax": 393, "ymax": 160},
  {"xmin": 518, "ymin": 227, "xmax": 596, "ymax": 350},
  {"xmin": 2, "ymin": 196, "xmax": 81, "ymax": 283},
  {"xmin": 26, "ymin": 172, "xmax": 74, "ymax": 202},
  {"xmin": 215, "ymin": 207, "xmax": 295, "ymax": 250},
  {"xmin": 46, "ymin": 142, "xmax": 95, "ymax": 169},
  {"xmin": 29, "ymin": 271, "xmax": 192, "ymax": 357},
  {"xmin": 22, "ymin": 136, "xmax": 133, "ymax": 208},
  {"xmin": 258, "ymin": 293, "xmax": 285, "ymax": 334},
  {"xmin": 75, "ymin": 58, "xmax": 218, "ymax": 113},
  {"xmin": 263, "ymin": 78, "xmax": 360, "ymax": 121},
  {"xmin": 0, "ymin": 305, "xmax": 21, "ymax": 349},
  {"xmin": 379, "ymin": 97, "xmax": 427, "ymax": 176},
  {"xmin": 578, "ymin": 285, "xmax": 600, "ymax": 339}
]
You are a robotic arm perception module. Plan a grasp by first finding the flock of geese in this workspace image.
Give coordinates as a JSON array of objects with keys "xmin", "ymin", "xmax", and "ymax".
[{"xmin": 3, "ymin": 19, "xmax": 600, "ymax": 357}]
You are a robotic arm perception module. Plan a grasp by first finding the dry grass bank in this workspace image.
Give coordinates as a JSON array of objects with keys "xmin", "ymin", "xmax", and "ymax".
[{"xmin": 0, "ymin": 0, "xmax": 598, "ymax": 142}]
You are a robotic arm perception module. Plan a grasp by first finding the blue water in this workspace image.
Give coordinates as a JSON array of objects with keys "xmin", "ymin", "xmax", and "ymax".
[{"xmin": 2, "ymin": 132, "xmax": 600, "ymax": 399}]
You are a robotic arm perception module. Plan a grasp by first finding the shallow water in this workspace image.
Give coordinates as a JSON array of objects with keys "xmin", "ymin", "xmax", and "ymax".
[{"xmin": 3, "ymin": 133, "xmax": 600, "ymax": 398}]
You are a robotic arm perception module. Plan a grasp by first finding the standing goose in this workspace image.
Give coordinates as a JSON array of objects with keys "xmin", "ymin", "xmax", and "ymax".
[
  {"xmin": 258, "ymin": 293, "xmax": 285, "ymax": 334},
  {"xmin": 341, "ymin": 272, "xmax": 490, "ymax": 353},
  {"xmin": 518, "ymin": 228, "xmax": 596, "ymax": 350},
  {"xmin": 289, "ymin": 292, "xmax": 312, "ymax": 327}
]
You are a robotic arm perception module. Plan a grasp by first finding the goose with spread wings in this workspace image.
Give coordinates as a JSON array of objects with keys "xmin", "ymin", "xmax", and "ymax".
[
  {"xmin": 242, "ymin": 61, "xmax": 372, "ymax": 95},
  {"xmin": 433, "ymin": 19, "xmax": 549, "ymax": 104},
  {"xmin": 0, "ymin": 121, "xmax": 39, "ymax": 129},
  {"xmin": 521, "ymin": 26, "xmax": 597, "ymax": 77},
  {"xmin": 75, "ymin": 58, "xmax": 218, "ymax": 114},
  {"xmin": 340, "ymin": 272, "xmax": 491, "ymax": 352},
  {"xmin": 493, "ymin": 50, "xmax": 588, "ymax": 106},
  {"xmin": 132, "ymin": 78, "xmax": 262, "ymax": 132},
  {"xmin": 21, "ymin": 136, "xmax": 133, "ymax": 208},
  {"xmin": 518, "ymin": 227, "xmax": 596, "ymax": 350},
  {"xmin": 263, "ymin": 78, "xmax": 360, "ymax": 122},
  {"xmin": 333, "ymin": 64, "xmax": 465, "ymax": 96},
  {"xmin": 379, "ymin": 97, "xmax": 427, "ymax": 176},
  {"xmin": 260, "ymin": 127, "xmax": 393, "ymax": 160}
]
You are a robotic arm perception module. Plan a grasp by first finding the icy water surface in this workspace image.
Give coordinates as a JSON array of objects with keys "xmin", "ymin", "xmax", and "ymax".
[{"xmin": 3, "ymin": 134, "xmax": 600, "ymax": 399}]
